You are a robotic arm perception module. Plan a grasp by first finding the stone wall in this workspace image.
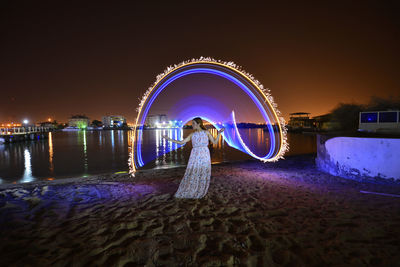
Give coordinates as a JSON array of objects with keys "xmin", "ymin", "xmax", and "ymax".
[{"xmin": 316, "ymin": 135, "xmax": 400, "ymax": 181}]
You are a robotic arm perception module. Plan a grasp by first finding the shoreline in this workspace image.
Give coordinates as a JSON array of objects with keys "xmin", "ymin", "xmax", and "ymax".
[
  {"xmin": 0, "ymin": 155, "xmax": 271, "ymax": 188},
  {"xmin": 1, "ymin": 155, "xmax": 400, "ymax": 266}
]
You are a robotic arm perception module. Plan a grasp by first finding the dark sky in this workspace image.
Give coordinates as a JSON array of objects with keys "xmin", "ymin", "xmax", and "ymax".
[{"xmin": 1, "ymin": 1, "xmax": 399, "ymax": 123}]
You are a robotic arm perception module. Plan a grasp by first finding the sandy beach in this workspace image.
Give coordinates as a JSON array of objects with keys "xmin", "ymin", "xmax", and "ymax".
[{"xmin": 1, "ymin": 155, "xmax": 399, "ymax": 266}]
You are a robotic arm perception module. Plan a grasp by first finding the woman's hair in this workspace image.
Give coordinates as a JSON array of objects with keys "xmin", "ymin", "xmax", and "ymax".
[{"xmin": 193, "ymin": 117, "xmax": 207, "ymax": 130}]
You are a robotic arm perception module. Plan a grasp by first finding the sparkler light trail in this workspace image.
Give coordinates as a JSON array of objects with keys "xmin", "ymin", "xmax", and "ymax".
[{"xmin": 129, "ymin": 57, "xmax": 288, "ymax": 175}]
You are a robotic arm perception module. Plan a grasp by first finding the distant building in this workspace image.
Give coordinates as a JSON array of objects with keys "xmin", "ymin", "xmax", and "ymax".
[
  {"xmin": 0, "ymin": 123, "xmax": 22, "ymax": 127},
  {"xmin": 68, "ymin": 115, "xmax": 90, "ymax": 129},
  {"xmin": 359, "ymin": 111, "xmax": 400, "ymax": 133},
  {"xmin": 312, "ymin": 114, "xmax": 333, "ymax": 131},
  {"xmin": 288, "ymin": 112, "xmax": 314, "ymax": 130},
  {"xmin": 37, "ymin": 122, "xmax": 56, "ymax": 129},
  {"xmin": 145, "ymin": 114, "xmax": 168, "ymax": 128},
  {"xmin": 102, "ymin": 115, "xmax": 126, "ymax": 128}
]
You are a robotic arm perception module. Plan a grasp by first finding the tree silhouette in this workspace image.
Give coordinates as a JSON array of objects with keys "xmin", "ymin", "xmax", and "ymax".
[{"xmin": 331, "ymin": 103, "xmax": 363, "ymax": 132}]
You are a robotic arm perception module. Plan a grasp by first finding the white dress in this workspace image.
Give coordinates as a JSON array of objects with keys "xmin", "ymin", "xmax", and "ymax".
[{"xmin": 174, "ymin": 130, "xmax": 211, "ymax": 199}]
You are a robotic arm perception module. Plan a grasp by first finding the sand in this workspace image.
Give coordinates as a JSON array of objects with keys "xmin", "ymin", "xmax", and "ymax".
[{"xmin": 1, "ymin": 155, "xmax": 400, "ymax": 266}]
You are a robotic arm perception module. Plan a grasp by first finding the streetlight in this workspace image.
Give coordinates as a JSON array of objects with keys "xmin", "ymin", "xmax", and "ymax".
[{"xmin": 23, "ymin": 119, "xmax": 29, "ymax": 125}]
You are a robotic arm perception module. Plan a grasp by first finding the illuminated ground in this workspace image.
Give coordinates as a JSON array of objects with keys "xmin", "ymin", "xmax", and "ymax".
[{"xmin": 1, "ymin": 155, "xmax": 399, "ymax": 266}]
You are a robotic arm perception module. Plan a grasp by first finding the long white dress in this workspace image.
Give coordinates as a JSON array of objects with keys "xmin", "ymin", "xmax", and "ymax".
[{"xmin": 174, "ymin": 130, "xmax": 211, "ymax": 199}]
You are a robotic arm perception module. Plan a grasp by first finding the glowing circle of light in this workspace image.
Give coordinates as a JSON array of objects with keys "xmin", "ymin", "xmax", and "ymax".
[
  {"xmin": 137, "ymin": 68, "xmax": 276, "ymax": 166},
  {"xmin": 130, "ymin": 57, "xmax": 288, "ymax": 175}
]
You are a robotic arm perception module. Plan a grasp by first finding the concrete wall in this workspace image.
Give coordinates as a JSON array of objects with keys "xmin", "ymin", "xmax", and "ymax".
[
  {"xmin": 359, "ymin": 122, "xmax": 400, "ymax": 133},
  {"xmin": 316, "ymin": 135, "xmax": 400, "ymax": 181}
]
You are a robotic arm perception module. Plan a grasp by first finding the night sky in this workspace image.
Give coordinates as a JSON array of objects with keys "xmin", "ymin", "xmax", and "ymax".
[{"xmin": 1, "ymin": 1, "xmax": 399, "ymax": 124}]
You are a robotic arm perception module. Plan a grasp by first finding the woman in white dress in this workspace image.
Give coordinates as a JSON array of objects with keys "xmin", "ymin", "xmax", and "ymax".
[{"xmin": 163, "ymin": 117, "xmax": 224, "ymax": 199}]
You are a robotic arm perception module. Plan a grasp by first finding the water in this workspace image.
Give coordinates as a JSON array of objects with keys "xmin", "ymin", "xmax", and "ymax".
[{"xmin": 0, "ymin": 129, "xmax": 316, "ymax": 184}]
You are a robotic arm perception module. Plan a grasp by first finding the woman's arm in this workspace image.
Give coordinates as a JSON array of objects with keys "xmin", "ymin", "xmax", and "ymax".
[
  {"xmin": 207, "ymin": 129, "xmax": 224, "ymax": 145},
  {"xmin": 162, "ymin": 133, "xmax": 193, "ymax": 145}
]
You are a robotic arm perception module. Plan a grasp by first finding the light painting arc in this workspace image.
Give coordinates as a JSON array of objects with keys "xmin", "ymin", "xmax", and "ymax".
[{"xmin": 129, "ymin": 57, "xmax": 288, "ymax": 174}]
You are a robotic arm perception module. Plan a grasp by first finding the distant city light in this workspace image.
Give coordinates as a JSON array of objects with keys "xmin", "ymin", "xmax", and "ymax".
[{"xmin": 23, "ymin": 119, "xmax": 29, "ymax": 124}]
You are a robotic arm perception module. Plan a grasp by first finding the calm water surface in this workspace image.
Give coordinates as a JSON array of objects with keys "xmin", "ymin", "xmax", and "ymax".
[{"xmin": 0, "ymin": 129, "xmax": 316, "ymax": 184}]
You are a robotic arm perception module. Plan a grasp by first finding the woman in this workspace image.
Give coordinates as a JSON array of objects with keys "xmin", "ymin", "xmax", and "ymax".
[{"xmin": 163, "ymin": 117, "xmax": 224, "ymax": 199}]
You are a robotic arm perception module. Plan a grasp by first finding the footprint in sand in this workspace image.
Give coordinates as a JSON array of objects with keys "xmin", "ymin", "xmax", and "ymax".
[
  {"xmin": 216, "ymin": 206, "xmax": 239, "ymax": 217},
  {"xmin": 247, "ymin": 234, "xmax": 266, "ymax": 252},
  {"xmin": 200, "ymin": 217, "xmax": 214, "ymax": 227},
  {"xmin": 272, "ymin": 248, "xmax": 291, "ymax": 265},
  {"xmin": 211, "ymin": 218, "xmax": 224, "ymax": 231},
  {"xmin": 186, "ymin": 220, "xmax": 200, "ymax": 231},
  {"xmin": 163, "ymin": 205, "xmax": 180, "ymax": 216},
  {"xmin": 229, "ymin": 217, "xmax": 250, "ymax": 234},
  {"xmin": 172, "ymin": 234, "xmax": 192, "ymax": 250}
]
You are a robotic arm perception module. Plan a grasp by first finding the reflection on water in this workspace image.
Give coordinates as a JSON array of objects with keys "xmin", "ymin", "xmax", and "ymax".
[
  {"xmin": 111, "ymin": 130, "xmax": 115, "ymax": 148},
  {"xmin": 0, "ymin": 129, "xmax": 316, "ymax": 184},
  {"xmin": 136, "ymin": 128, "xmax": 312, "ymax": 169},
  {"xmin": 78, "ymin": 130, "xmax": 89, "ymax": 177},
  {"xmin": 154, "ymin": 129, "xmax": 184, "ymax": 167},
  {"xmin": 20, "ymin": 147, "xmax": 33, "ymax": 183},
  {"xmin": 49, "ymin": 132, "xmax": 54, "ymax": 174}
]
